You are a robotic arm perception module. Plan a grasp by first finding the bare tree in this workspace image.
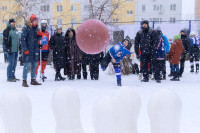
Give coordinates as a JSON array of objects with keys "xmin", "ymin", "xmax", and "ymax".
[{"xmin": 88, "ymin": 0, "xmax": 121, "ymax": 23}]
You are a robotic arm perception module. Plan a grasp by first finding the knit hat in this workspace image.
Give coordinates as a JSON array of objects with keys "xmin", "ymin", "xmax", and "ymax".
[
  {"xmin": 30, "ymin": 14, "xmax": 38, "ymax": 23},
  {"xmin": 142, "ymin": 20, "xmax": 149, "ymax": 25},
  {"xmin": 9, "ymin": 18, "xmax": 15, "ymax": 24},
  {"xmin": 174, "ymin": 35, "xmax": 181, "ymax": 40},
  {"xmin": 56, "ymin": 25, "xmax": 62, "ymax": 30}
]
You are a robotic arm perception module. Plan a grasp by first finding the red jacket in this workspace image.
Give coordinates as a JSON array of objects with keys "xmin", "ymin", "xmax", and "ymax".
[{"xmin": 39, "ymin": 31, "xmax": 49, "ymax": 52}]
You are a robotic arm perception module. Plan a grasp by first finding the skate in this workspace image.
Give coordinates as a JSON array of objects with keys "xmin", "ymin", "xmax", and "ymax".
[{"xmin": 41, "ymin": 76, "xmax": 47, "ymax": 82}]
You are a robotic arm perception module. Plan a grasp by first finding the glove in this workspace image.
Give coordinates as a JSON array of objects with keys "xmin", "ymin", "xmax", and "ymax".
[
  {"xmin": 136, "ymin": 55, "xmax": 140, "ymax": 59},
  {"xmin": 39, "ymin": 44, "xmax": 42, "ymax": 49},
  {"xmin": 37, "ymin": 30, "xmax": 43, "ymax": 36},
  {"xmin": 24, "ymin": 50, "xmax": 29, "ymax": 55}
]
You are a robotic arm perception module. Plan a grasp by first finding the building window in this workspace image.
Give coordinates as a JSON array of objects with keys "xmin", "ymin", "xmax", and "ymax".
[
  {"xmin": 84, "ymin": 5, "xmax": 90, "ymax": 11},
  {"xmin": 170, "ymin": 18, "xmax": 176, "ymax": 23},
  {"xmin": 71, "ymin": 5, "xmax": 77, "ymax": 12},
  {"xmin": 71, "ymin": 18, "xmax": 77, "ymax": 24},
  {"xmin": 127, "ymin": 10, "xmax": 133, "ymax": 15},
  {"xmin": 170, "ymin": 4, "xmax": 176, "ymax": 11},
  {"xmin": 2, "ymin": 6, "xmax": 7, "ymax": 11},
  {"xmin": 57, "ymin": 19, "xmax": 62, "ymax": 25},
  {"xmin": 16, "ymin": 11, "xmax": 21, "ymax": 16},
  {"xmin": 142, "ymin": 5, "xmax": 145, "ymax": 12},
  {"xmin": 41, "ymin": 5, "xmax": 50, "ymax": 12},
  {"xmin": 113, "ymin": 18, "xmax": 119, "ymax": 22},
  {"xmin": 2, "ymin": 19, "xmax": 8, "ymax": 23},
  {"xmin": 57, "ymin": 5, "xmax": 62, "ymax": 12}
]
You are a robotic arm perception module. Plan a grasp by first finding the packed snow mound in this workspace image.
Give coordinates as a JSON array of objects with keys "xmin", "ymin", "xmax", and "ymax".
[
  {"xmin": 52, "ymin": 86, "xmax": 84, "ymax": 133},
  {"xmin": 0, "ymin": 90, "xmax": 33, "ymax": 133},
  {"xmin": 148, "ymin": 89, "xmax": 182, "ymax": 133},
  {"xmin": 93, "ymin": 87, "xmax": 141, "ymax": 133}
]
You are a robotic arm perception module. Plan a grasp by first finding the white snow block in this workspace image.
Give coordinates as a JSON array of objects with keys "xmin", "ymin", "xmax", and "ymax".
[
  {"xmin": 148, "ymin": 89, "xmax": 182, "ymax": 133},
  {"xmin": 52, "ymin": 86, "xmax": 84, "ymax": 133},
  {"xmin": 0, "ymin": 90, "xmax": 33, "ymax": 133},
  {"xmin": 93, "ymin": 87, "xmax": 141, "ymax": 133}
]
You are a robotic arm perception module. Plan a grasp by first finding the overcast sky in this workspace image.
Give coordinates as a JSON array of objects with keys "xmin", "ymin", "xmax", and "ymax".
[{"xmin": 182, "ymin": 0, "xmax": 195, "ymax": 19}]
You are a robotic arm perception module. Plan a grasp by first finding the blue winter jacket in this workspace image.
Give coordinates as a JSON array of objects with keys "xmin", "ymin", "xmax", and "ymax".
[
  {"xmin": 156, "ymin": 36, "xmax": 165, "ymax": 60},
  {"xmin": 21, "ymin": 21, "xmax": 41, "ymax": 62},
  {"xmin": 161, "ymin": 34, "xmax": 170, "ymax": 54},
  {"xmin": 190, "ymin": 36, "xmax": 200, "ymax": 46},
  {"xmin": 109, "ymin": 42, "xmax": 132, "ymax": 63}
]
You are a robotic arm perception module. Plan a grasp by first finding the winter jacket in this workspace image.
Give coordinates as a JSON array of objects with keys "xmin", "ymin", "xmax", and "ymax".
[
  {"xmin": 110, "ymin": 42, "xmax": 132, "ymax": 63},
  {"xmin": 168, "ymin": 39, "xmax": 185, "ymax": 65},
  {"xmin": 181, "ymin": 29, "xmax": 190, "ymax": 54},
  {"xmin": 49, "ymin": 32, "xmax": 67, "ymax": 69},
  {"xmin": 156, "ymin": 36, "xmax": 165, "ymax": 60},
  {"xmin": 64, "ymin": 28, "xmax": 82, "ymax": 76},
  {"xmin": 190, "ymin": 36, "xmax": 200, "ymax": 56},
  {"xmin": 161, "ymin": 34, "xmax": 170, "ymax": 54},
  {"xmin": 3, "ymin": 23, "xmax": 20, "ymax": 53},
  {"xmin": 135, "ymin": 27, "xmax": 158, "ymax": 56},
  {"xmin": 21, "ymin": 20, "xmax": 41, "ymax": 62},
  {"xmin": 39, "ymin": 31, "xmax": 49, "ymax": 52}
]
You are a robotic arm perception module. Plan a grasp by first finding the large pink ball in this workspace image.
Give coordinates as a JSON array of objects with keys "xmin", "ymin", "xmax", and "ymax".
[{"xmin": 76, "ymin": 19, "xmax": 110, "ymax": 54}]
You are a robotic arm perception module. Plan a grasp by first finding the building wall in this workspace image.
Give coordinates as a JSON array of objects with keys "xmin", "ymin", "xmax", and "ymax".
[
  {"xmin": 135, "ymin": 0, "xmax": 182, "ymax": 22},
  {"xmin": 0, "ymin": 0, "xmax": 23, "ymax": 31},
  {"xmin": 52, "ymin": 0, "xmax": 81, "ymax": 30},
  {"xmin": 111, "ymin": 0, "xmax": 135, "ymax": 24}
]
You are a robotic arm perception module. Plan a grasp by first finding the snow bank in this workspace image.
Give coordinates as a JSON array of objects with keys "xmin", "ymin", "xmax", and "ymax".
[
  {"xmin": 0, "ymin": 90, "xmax": 33, "ymax": 133},
  {"xmin": 52, "ymin": 86, "xmax": 84, "ymax": 133},
  {"xmin": 148, "ymin": 89, "xmax": 182, "ymax": 133},
  {"xmin": 93, "ymin": 87, "xmax": 141, "ymax": 133}
]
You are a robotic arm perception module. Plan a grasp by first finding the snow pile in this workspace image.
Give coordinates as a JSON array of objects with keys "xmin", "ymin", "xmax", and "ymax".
[
  {"xmin": 93, "ymin": 87, "xmax": 141, "ymax": 133},
  {"xmin": 0, "ymin": 90, "xmax": 33, "ymax": 133},
  {"xmin": 52, "ymin": 86, "xmax": 84, "ymax": 133},
  {"xmin": 148, "ymin": 89, "xmax": 182, "ymax": 133}
]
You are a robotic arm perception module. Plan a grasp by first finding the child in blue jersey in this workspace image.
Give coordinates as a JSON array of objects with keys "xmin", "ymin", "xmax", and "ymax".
[
  {"xmin": 109, "ymin": 39, "xmax": 132, "ymax": 86},
  {"xmin": 189, "ymin": 32, "xmax": 200, "ymax": 73}
]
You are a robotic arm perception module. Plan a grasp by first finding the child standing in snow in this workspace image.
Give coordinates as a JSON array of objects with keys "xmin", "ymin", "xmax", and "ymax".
[
  {"xmin": 168, "ymin": 35, "xmax": 185, "ymax": 81},
  {"xmin": 107, "ymin": 39, "xmax": 132, "ymax": 86}
]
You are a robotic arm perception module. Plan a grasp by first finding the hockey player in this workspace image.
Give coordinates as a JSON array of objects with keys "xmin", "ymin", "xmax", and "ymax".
[
  {"xmin": 36, "ymin": 20, "xmax": 50, "ymax": 81},
  {"xmin": 189, "ymin": 32, "xmax": 200, "ymax": 73}
]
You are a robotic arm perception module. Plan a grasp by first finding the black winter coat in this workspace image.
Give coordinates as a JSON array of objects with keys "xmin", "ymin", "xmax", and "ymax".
[
  {"xmin": 181, "ymin": 36, "xmax": 190, "ymax": 54},
  {"xmin": 49, "ymin": 33, "xmax": 67, "ymax": 69},
  {"xmin": 135, "ymin": 28, "xmax": 158, "ymax": 56}
]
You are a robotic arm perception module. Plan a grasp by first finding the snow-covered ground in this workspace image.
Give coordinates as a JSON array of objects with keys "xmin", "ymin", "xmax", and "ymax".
[{"xmin": 0, "ymin": 53, "xmax": 199, "ymax": 133}]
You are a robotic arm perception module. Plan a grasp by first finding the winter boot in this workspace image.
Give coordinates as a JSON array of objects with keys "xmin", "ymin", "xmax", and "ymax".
[
  {"xmin": 168, "ymin": 72, "xmax": 173, "ymax": 77},
  {"xmin": 196, "ymin": 64, "xmax": 199, "ymax": 73},
  {"xmin": 14, "ymin": 77, "xmax": 20, "ymax": 81},
  {"xmin": 156, "ymin": 80, "xmax": 161, "ymax": 83},
  {"xmin": 55, "ymin": 74, "xmax": 60, "ymax": 81},
  {"xmin": 22, "ymin": 80, "xmax": 29, "ymax": 87},
  {"xmin": 68, "ymin": 75, "xmax": 75, "ymax": 80},
  {"xmin": 58, "ymin": 74, "xmax": 66, "ymax": 81},
  {"xmin": 77, "ymin": 75, "xmax": 81, "ymax": 80},
  {"xmin": 31, "ymin": 79, "xmax": 42, "ymax": 85},
  {"xmin": 117, "ymin": 79, "xmax": 122, "ymax": 86},
  {"xmin": 190, "ymin": 65, "xmax": 194, "ymax": 73},
  {"xmin": 162, "ymin": 74, "xmax": 166, "ymax": 80},
  {"xmin": 170, "ymin": 73, "xmax": 180, "ymax": 81},
  {"xmin": 83, "ymin": 73, "xmax": 87, "ymax": 80},
  {"xmin": 141, "ymin": 78, "xmax": 149, "ymax": 82},
  {"xmin": 7, "ymin": 79, "xmax": 16, "ymax": 82}
]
